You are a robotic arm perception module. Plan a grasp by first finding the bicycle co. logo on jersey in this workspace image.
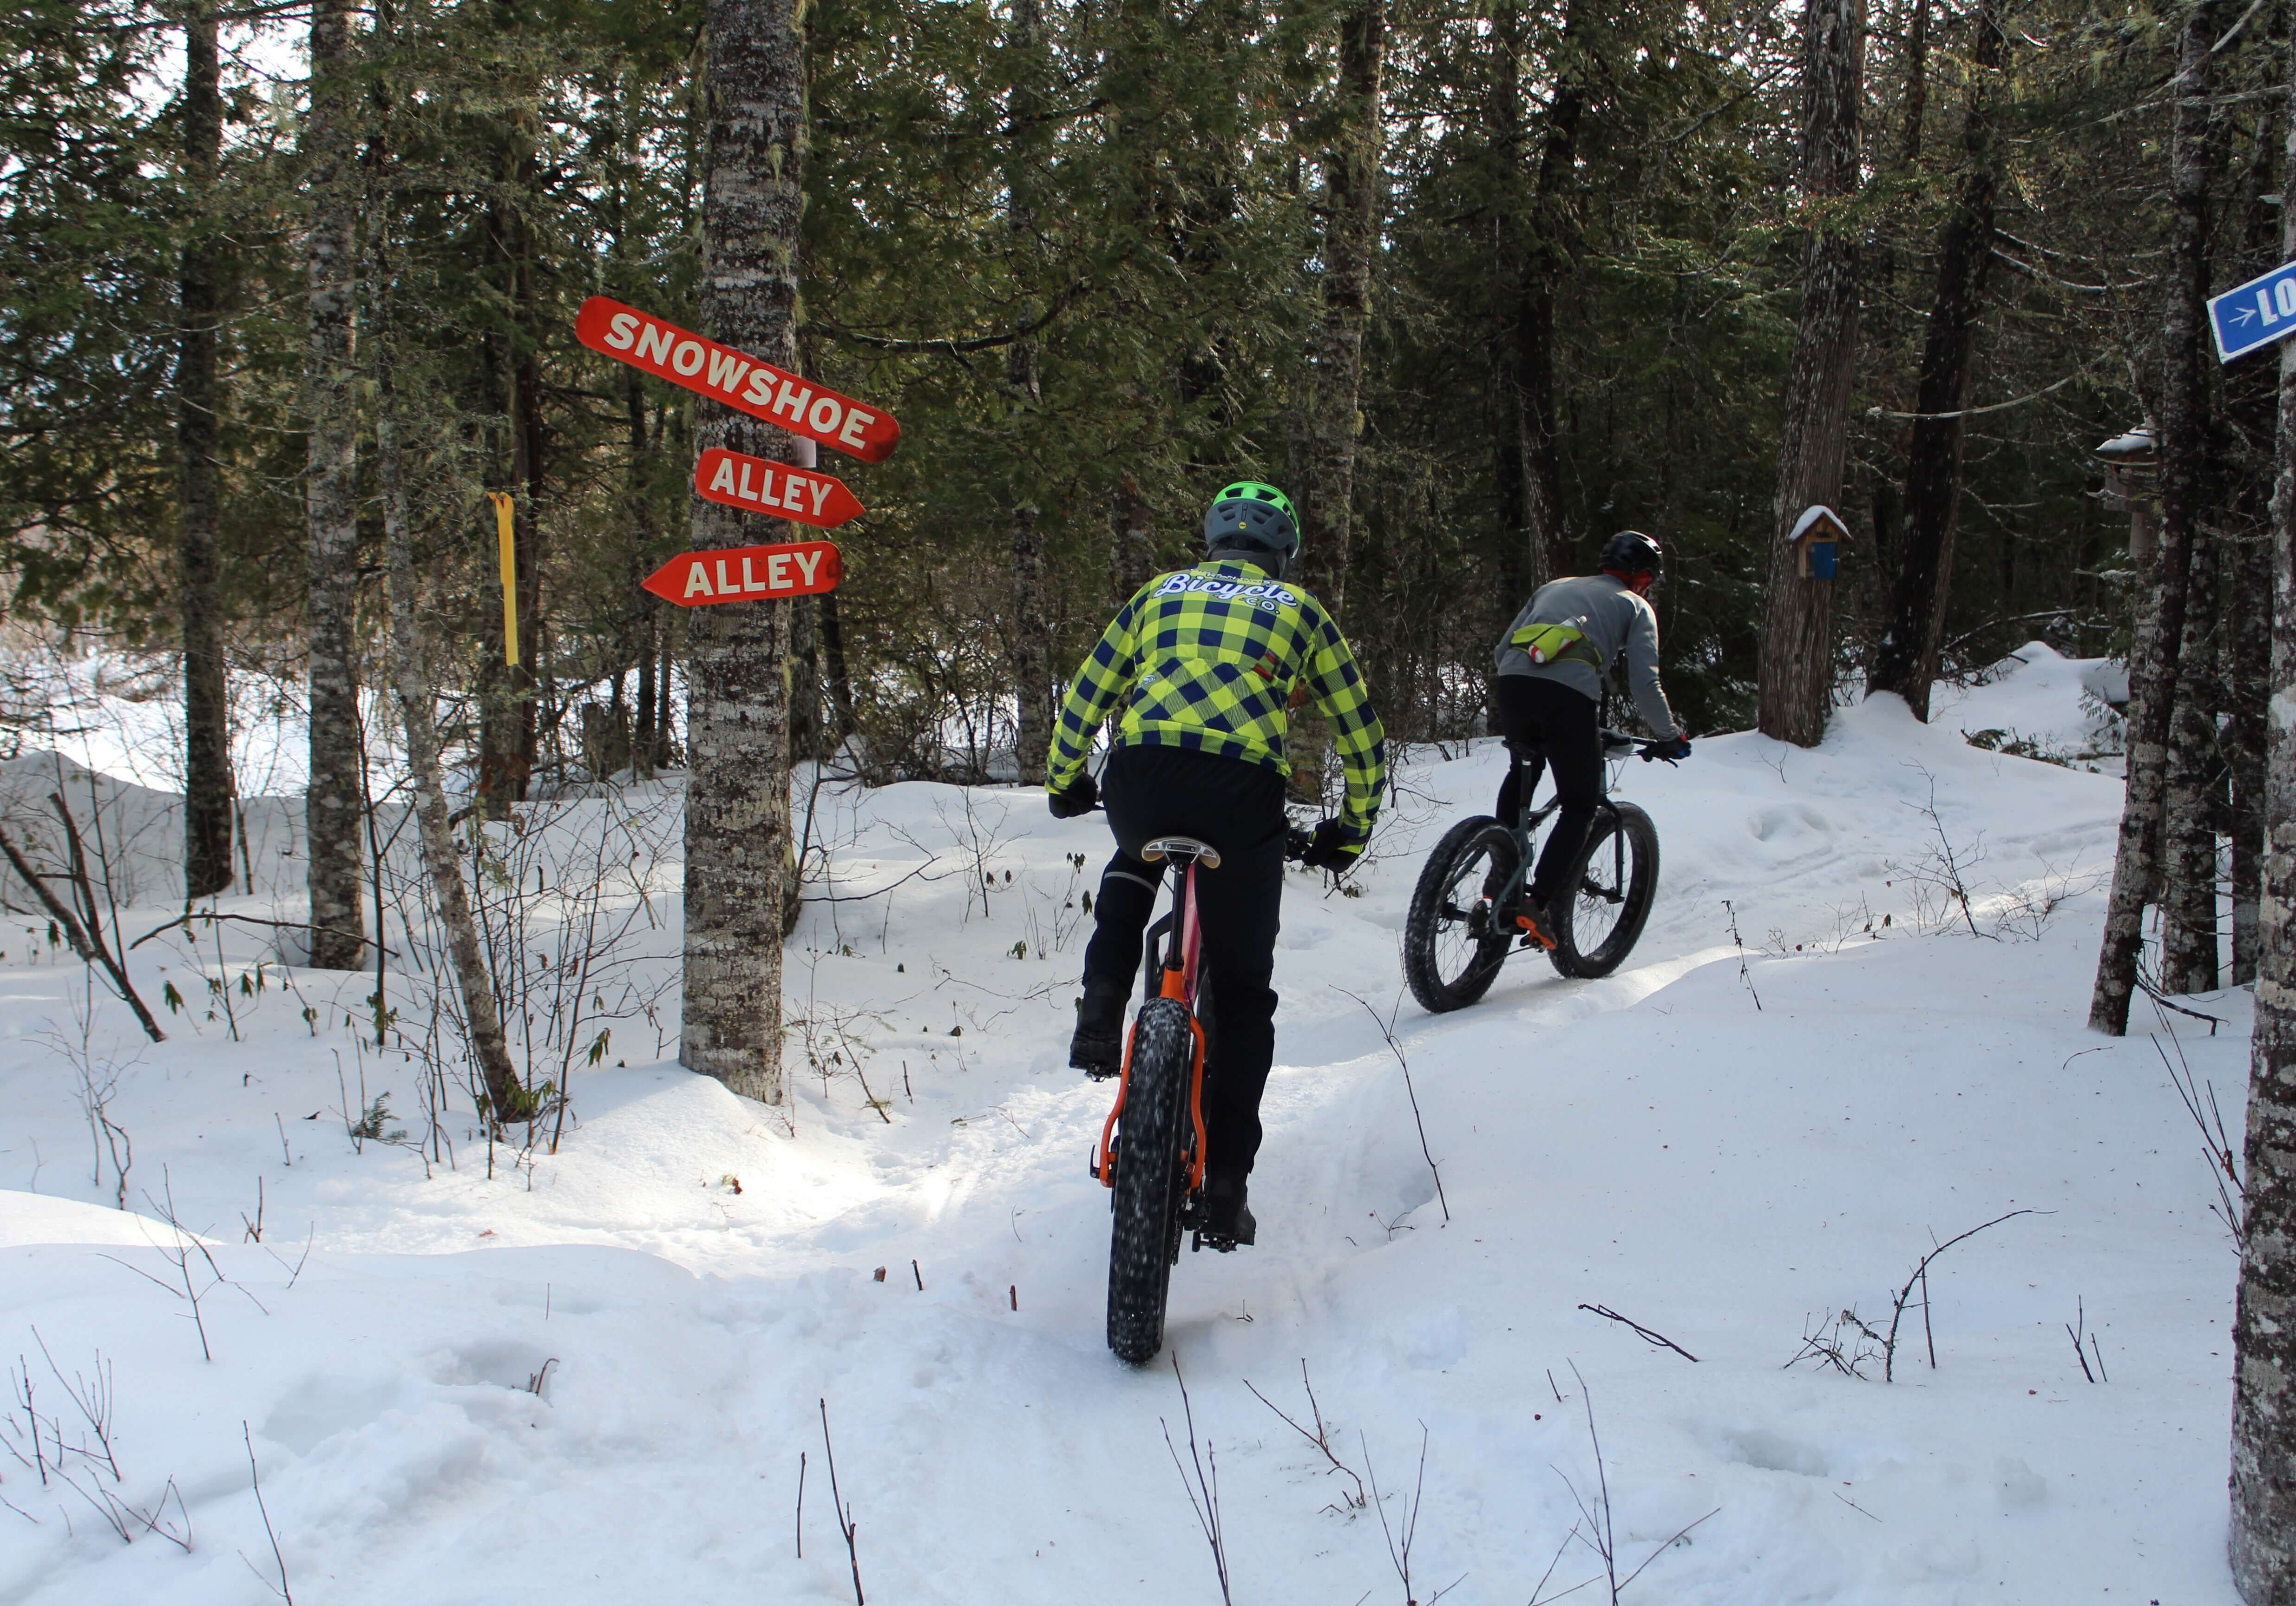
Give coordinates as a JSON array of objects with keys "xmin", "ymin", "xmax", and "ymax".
[{"xmin": 1155, "ymin": 572, "xmax": 1301, "ymax": 612}]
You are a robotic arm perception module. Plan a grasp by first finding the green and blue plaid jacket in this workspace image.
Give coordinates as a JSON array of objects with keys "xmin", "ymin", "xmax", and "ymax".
[{"xmin": 1046, "ymin": 560, "xmax": 1387, "ymax": 839}]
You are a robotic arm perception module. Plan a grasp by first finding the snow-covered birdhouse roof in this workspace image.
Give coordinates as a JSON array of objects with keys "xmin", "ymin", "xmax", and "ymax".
[{"xmin": 1789, "ymin": 504, "xmax": 1852, "ymax": 546}]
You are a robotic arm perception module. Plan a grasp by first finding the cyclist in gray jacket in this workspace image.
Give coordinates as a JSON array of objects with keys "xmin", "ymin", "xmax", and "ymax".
[{"xmin": 1491, "ymin": 530, "xmax": 1689, "ymax": 948}]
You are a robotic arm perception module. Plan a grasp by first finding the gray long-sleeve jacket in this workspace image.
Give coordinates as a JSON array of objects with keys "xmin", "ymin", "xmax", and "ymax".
[{"xmin": 1494, "ymin": 573, "xmax": 1681, "ymax": 740}]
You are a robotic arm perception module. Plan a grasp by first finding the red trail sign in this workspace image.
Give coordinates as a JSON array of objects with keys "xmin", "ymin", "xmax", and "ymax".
[
  {"xmin": 694, "ymin": 448, "xmax": 864, "ymax": 529},
  {"xmin": 643, "ymin": 541, "xmax": 843, "ymax": 607},
  {"xmin": 575, "ymin": 296, "xmax": 900, "ymax": 464}
]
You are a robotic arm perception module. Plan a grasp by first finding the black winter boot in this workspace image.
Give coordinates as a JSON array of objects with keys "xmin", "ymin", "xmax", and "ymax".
[
  {"xmin": 1069, "ymin": 975, "xmax": 1130, "ymax": 1079},
  {"xmin": 1200, "ymin": 1172, "xmax": 1256, "ymax": 1251}
]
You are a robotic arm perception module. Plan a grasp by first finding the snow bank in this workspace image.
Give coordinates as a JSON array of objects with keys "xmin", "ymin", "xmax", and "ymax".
[
  {"xmin": 1928, "ymin": 642, "xmax": 2127, "ymax": 770},
  {"xmin": 0, "ymin": 665, "xmax": 2245, "ymax": 1604}
]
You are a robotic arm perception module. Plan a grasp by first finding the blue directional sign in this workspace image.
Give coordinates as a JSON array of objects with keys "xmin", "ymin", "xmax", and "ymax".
[{"xmin": 2211, "ymin": 260, "xmax": 2296, "ymax": 363}]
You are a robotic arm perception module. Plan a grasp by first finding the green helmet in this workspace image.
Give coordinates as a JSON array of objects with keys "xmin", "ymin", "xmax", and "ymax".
[{"xmin": 1203, "ymin": 480, "xmax": 1300, "ymax": 577}]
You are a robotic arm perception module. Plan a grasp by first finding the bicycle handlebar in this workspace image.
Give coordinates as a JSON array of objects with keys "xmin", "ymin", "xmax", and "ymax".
[{"xmin": 1600, "ymin": 728, "xmax": 1687, "ymax": 766}]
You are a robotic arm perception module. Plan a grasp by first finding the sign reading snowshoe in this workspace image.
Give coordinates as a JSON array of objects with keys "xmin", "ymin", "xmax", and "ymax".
[
  {"xmin": 693, "ymin": 448, "xmax": 863, "ymax": 529},
  {"xmin": 575, "ymin": 296, "xmax": 899, "ymax": 462},
  {"xmin": 643, "ymin": 541, "xmax": 843, "ymax": 606}
]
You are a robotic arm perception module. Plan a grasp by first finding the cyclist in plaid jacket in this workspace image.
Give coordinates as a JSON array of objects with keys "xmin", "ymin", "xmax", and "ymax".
[{"xmin": 1046, "ymin": 480, "xmax": 1385, "ymax": 1248}]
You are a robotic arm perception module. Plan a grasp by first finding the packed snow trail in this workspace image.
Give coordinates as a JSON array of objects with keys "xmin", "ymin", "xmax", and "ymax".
[{"xmin": 0, "ymin": 650, "xmax": 2243, "ymax": 1603}]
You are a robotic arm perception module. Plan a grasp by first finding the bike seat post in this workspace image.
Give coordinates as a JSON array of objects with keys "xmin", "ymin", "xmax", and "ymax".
[{"xmin": 1140, "ymin": 835, "xmax": 1214, "ymax": 998}]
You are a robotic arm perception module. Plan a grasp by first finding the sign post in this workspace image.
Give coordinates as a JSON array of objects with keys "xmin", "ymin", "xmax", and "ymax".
[{"xmin": 2210, "ymin": 261, "xmax": 2296, "ymax": 364}]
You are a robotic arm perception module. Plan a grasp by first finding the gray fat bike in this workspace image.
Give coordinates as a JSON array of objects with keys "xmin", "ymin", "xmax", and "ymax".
[{"xmin": 1402, "ymin": 730, "xmax": 1672, "ymax": 1013}]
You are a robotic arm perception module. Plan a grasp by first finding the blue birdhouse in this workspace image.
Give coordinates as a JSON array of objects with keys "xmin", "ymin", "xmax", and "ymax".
[{"xmin": 1791, "ymin": 505, "xmax": 1852, "ymax": 580}]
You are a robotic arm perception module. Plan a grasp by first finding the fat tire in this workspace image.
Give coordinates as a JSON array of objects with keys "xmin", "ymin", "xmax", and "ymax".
[
  {"xmin": 1106, "ymin": 997, "xmax": 1194, "ymax": 1363},
  {"xmin": 1550, "ymin": 802, "xmax": 1660, "ymax": 979},
  {"xmin": 1403, "ymin": 816, "xmax": 1518, "ymax": 1014}
]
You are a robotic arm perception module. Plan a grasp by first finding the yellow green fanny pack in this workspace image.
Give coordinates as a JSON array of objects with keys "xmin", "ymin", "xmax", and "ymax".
[{"xmin": 1510, "ymin": 618, "xmax": 1602, "ymax": 667}]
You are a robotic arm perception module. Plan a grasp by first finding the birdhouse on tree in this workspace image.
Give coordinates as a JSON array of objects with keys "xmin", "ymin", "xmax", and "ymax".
[
  {"xmin": 1790, "ymin": 504, "xmax": 1852, "ymax": 580},
  {"xmin": 2094, "ymin": 423, "xmax": 2158, "ymax": 508}
]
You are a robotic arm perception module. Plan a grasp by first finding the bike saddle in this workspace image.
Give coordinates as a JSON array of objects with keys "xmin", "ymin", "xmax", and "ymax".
[{"xmin": 1141, "ymin": 835, "xmax": 1221, "ymax": 869}]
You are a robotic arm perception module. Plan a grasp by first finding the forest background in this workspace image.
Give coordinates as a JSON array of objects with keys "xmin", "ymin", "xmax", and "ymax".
[{"xmin": 5, "ymin": 0, "xmax": 2266, "ymax": 800}]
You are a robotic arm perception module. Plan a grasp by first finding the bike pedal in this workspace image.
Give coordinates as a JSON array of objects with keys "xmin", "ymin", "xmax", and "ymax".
[{"xmin": 1514, "ymin": 913, "xmax": 1559, "ymax": 952}]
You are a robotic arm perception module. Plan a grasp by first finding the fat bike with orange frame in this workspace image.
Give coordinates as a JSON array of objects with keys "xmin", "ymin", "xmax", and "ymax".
[{"xmin": 1090, "ymin": 829, "xmax": 1310, "ymax": 1364}]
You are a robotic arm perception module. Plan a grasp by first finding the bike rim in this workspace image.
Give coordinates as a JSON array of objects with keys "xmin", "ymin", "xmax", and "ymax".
[
  {"xmin": 1430, "ymin": 830, "xmax": 1512, "ymax": 990},
  {"xmin": 1568, "ymin": 820, "xmax": 1640, "ymax": 960}
]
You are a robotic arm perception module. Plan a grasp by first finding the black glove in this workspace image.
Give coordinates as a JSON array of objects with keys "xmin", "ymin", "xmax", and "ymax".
[
  {"xmin": 1047, "ymin": 772, "xmax": 1099, "ymax": 819},
  {"xmin": 1299, "ymin": 818, "xmax": 1365, "ymax": 872},
  {"xmin": 1648, "ymin": 735, "xmax": 1691, "ymax": 762}
]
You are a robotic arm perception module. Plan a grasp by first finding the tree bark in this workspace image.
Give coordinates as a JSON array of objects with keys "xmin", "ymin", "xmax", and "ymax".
[
  {"xmin": 302, "ymin": 0, "xmax": 365, "ymax": 970},
  {"xmin": 2163, "ymin": 520, "xmax": 2222, "ymax": 994},
  {"xmin": 1755, "ymin": 0, "xmax": 1864, "ymax": 748},
  {"xmin": 625, "ymin": 364, "xmax": 661, "ymax": 778},
  {"xmin": 2234, "ymin": 520, "xmax": 2271, "ymax": 985},
  {"xmin": 1297, "ymin": 0, "xmax": 1384, "ymax": 626},
  {"xmin": 177, "ymin": 0, "xmax": 233, "ymax": 902},
  {"xmin": 1866, "ymin": 0, "xmax": 2003, "ymax": 718},
  {"xmin": 374, "ymin": 282, "xmax": 523, "ymax": 1130},
  {"xmin": 1110, "ymin": 474, "xmax": 1157, "ymax": 601},
  {"xmin": 1896, "ymin": 0, "xmax": 1928, "ymax": 169},
  {"xmin": 790, "ymin": 595, "xmax": 824, "ymax": 764},
  {"xmin": 1289, "ymin": 0, "xmax": 1384, "ymax": 801},
  {"xmin": 2230, "ymin": 26, "xmax": 2296, "ymax": 1589},
  {"xmin": 818, "ymin": 586, "xmax": 855, "ymax": 740},
  {"xmin": 680, "ymin": 0, "xmax": 806, "ymax": 1103},
  {"xmin": 1006, "ymin": 0, "xmax": 1051, "ymax": 783},
  {"xmin": 1514, "ymin": 0, "xmax": 1581, "ymax": 589},
  {"xmin": 2088, "ymin": 0, "xmax": 2217, "ymax": 1035}
]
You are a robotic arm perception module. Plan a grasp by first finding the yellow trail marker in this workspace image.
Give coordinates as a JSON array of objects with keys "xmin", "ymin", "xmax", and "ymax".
[{"xmin": 486, "ymin": 491, "xmax": 518, "ymax": 666}]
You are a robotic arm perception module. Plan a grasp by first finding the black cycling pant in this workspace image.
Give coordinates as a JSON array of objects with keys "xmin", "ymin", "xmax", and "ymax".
[
  {"xmin": 1492, "ymin": 674, "xmax": 1603, "ymax": 908},
  {"xmin": 1081, "ymin": 744, "xmax": 1287, "ymax": 1181}
]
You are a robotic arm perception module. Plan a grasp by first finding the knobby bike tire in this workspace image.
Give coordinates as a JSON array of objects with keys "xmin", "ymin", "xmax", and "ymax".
[
  {"xmin": 1551, "ymin": 802, "xmax": 1660, "ymax": 980},
  {"xmin": 1106, "ymin": 997, "xmax": 1195, "ymax": 1363},
  {"xmin": 1403, "ymin": 816, "xmax": 1519, "ymax": 1014}
]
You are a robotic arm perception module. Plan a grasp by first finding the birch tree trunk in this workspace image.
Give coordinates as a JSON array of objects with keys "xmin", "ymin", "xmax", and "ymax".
[
  {"xmin": 2229, "ymin": 25, "xmax": 2296, "ymax": 1596},
  {"xmin": 374, "ymin": 308, "xmax": 522, "ymax": 1129},
  {"xmin": 680, "ymin": 0, "xmax": 805, "ymax": 1102},
  {"xmin": 302, "ymin": 0, "xmax": 366, "ymax": 970},
  {"xmin": 1865, "ymin": 0, "xmax": 2002, "ymax": 720},
  {"xmin": 177, "ymin": 0, "xmax": 233, "ymax": 902},
  {"xmin": 2088, "ymin": 0, "xmax": 2217, "ymax": 1035},
  {"xmin": 1755, "ymin": 0, "xmax": 1864, "ymax": 748}
]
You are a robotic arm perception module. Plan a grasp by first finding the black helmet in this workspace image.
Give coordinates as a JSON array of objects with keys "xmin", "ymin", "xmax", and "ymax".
[
  {"xmin": 1598, "ymin": 529, "xmax": 1664, "ymax": 584},
  {"xmin": 1203, "ymin": 480, "xmax": 1301, "ymax": 578}
]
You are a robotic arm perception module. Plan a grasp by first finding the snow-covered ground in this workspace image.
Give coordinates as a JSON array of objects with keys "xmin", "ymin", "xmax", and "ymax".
[{"xmin": 0, "ymin": 654, "xmax": 2247, "ymax": 1604}]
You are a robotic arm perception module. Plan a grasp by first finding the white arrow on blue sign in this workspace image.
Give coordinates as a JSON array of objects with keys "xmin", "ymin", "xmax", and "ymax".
[{"xmin": 2211, "ymin": 259, "xmax": 2296, "ymax": 363}]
